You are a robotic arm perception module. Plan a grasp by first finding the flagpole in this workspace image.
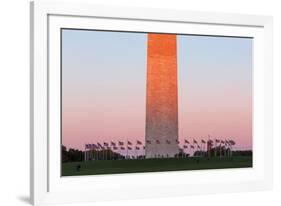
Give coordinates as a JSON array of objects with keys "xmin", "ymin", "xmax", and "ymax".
[
  {"xmin": 226, "ymin": 140, "xmax": 228, "ymax": 158},
  {"xmin": 189, "ymin": 144, "xmax": 191, "ymax": 158},
  {"xmin": 96, "ymin": 144, "xmax": 98, "ymax": 160},
  {"xmin": 97, "ymin": 144, "xmax": 100, "ymax": 160},
  {"xmin": 126, "ymin": 138, "xmax": 128, "ymax": 159},
  {"xmin": 135, "ymin": 141, "xmax": 137, "ymax": 159},
  {"xmin": 192, "ymin": 143, "xmax": 193, "ymax": 157},
  {"xmin": 215, "ymin": 138, "xmax": 217, "ymax": 157},
  {"xmin": 190, "ymin": 142, "xmax": 194, "ymax": 157},
  {"xmin": 118, "ymin": 141, "xmax": 120, "ymax": 160},
  {"xmin": 94, "ymin": 147, "xmax": 96, "ymax": 160},
  {"xmin": 191, "ymin": 145, "xmax": 193, "ymax": 158},
  {"xmin": 208, "ymin": 136, "xmax": 211, "ymax": 159},
  {"xmin": 84, "ymin": 144, "xmax": 86, "ymax": 162},
  {"xmin": 101, "ymin": 146, "xmax": 103, "ymax": 160},
  {"xmin": 135, "ymin": 140, "xmax": 137, "ymax": 159},
  {"xmin": 104, "ymin": 144, "xmax": 105, "ymax": 160},
  {"xmin": 200, "ymin": 141, "xmax": 201, "ymax": 157},
  {"xmin": 92, "ymin": 147, "xmax": 94, "ymax": 160},
  {"xmin": 224, "ymin": 142, "xmax": 226, "ymax": 158},
  {"xmin": 86, "ymin": 149, "xmax": 88, "ymax": 161},
  {"xmin": 187, "ymin": 139, "xmax": 190, "ymax": 158},
  {"xmin": 90, "ymin": 147, "xmax": 92, "ymax": 160},
  {"xmin": 108, "ymin": 146, "xmax": 110, "ymax": 160},
  {"xmin": 106, "ymin": 144, "xmax": 107, "ymax": 160},
  {"xmin": 220, "ymin": 140, "xmax": 222, "ymax": 159}
]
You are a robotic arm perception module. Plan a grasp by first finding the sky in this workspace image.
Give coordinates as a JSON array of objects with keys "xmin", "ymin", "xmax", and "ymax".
[{"xmin": 61, "ymin": 29, "xmax": 252, "ymax": 151}]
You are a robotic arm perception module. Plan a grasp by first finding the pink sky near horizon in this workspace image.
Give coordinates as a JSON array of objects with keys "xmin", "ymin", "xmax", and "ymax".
[
  {"xmin": 61, "ymin": 30, "xmax": 252, "ymax": 151},
  {"xmin": 62, "ymin": 86, "xmax": 252, "ymax": 151}
]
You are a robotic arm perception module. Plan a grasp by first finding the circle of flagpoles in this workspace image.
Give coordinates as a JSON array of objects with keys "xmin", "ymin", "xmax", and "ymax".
[{"xmin": 83, "ymin": 135, "xmax": 236, "ymax": 161}]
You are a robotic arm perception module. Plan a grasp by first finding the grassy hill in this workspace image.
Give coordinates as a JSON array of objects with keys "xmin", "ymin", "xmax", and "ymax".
[{"xmin": 62, "ymin": 156, "xmax": 252, "ymax": 176}]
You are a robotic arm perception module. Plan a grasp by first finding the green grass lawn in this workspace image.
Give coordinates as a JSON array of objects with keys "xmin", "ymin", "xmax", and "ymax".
[{"xmin": 61, "ymin": 156, "xmax": 252, "ymax": 176}]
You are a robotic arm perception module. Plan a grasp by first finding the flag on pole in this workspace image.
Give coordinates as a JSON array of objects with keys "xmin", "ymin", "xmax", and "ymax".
[
  {"xmin": 207, "ymin": 140, "xmax": 213, "ymax": 150},
  {"xmin": 97, "ymin": 142, "xmax": 103, "ymax": 149},
  {"xmin": 207, "ymin": 139, "xmax": 213, "ymax": 145},
  {"xmin": 228, "ymin": 140, "xmax": 236, "ymax": 145},
  {"xmin": 184, "ymin": 139, "xmax": 190, "ymax": 144},
  {"xmin": 92, "ymin": 144, "xmax": 98, "ymax": 150}
]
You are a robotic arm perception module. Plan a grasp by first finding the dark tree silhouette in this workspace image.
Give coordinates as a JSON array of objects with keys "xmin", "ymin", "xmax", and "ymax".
[{"xmin": 62, "ymin": 145, "xmax": 84, "ymax": 162}]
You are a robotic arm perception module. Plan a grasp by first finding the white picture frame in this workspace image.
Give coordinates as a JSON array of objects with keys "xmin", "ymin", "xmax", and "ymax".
[{"xmin": 30, "ymin": 0, "xmax": 273, "ymax": 205}]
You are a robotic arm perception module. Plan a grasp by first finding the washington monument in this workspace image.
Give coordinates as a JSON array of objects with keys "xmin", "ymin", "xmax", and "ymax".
[{"xmin": 145, "ymin": 33, "xmax": 179, "ymax": 158}]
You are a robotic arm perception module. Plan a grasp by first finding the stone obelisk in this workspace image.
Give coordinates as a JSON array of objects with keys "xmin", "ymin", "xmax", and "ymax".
[{"xmin": 145, "ymin": 33, "xmax": 179, "ymax": 158}]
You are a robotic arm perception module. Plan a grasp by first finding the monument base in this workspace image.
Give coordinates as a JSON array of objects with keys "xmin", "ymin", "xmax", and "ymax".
[{"xmin": 145, "ymin": 144, "xmax": 179, "ymax": 159}]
